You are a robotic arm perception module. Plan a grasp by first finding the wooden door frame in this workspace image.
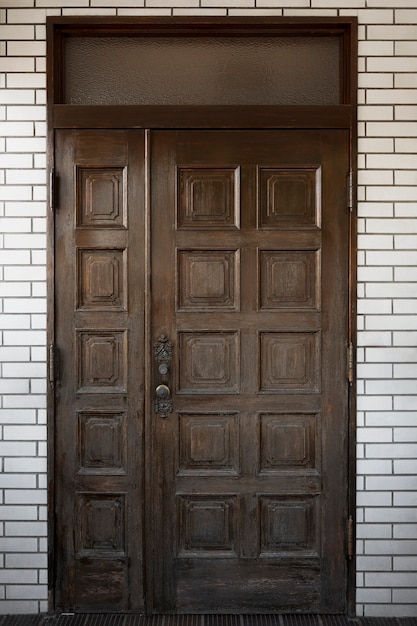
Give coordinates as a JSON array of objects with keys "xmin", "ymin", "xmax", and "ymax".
[{"xmin": 47, "ymin": 16, "xmax": 357, "ymax": 616}]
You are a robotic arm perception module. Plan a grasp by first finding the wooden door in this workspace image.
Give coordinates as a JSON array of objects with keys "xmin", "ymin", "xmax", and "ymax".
[
  {"xmin": 54, "ymin": 128, "xmax": 350, "ymax": 614},
  {"xmin": 54, "ymin": 129, "xmax": 146, "ymax": 612},
  {"xmin": 149, "ymin": 130, "xmax": 350, "ymax": 614}
]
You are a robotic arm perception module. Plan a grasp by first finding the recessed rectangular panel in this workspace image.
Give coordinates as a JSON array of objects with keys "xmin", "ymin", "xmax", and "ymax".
[
  {"xmin": 259, "ymin": 496, "xmax": 319, "ymax": 556},
  {"xmin": 178, "ymin": 250, "xmax": 239, "ymax": 310},
  {"xmin": 178, "ymin": 496, "xmax": 238, "ymax": 557},
  {"xmin": 179, "ymin": 332, "xmax": 239, "ymax": 393},
  {"xmin": 78, "ymin": 249, "xmax": 127, "ymax": 310},
  {"xmin": 77, "ymin": 494, "xmax": 126, "ymax": 556},
  {"xmin": 259, "ymin": 414, "xmax": 317, "ymax": 473},
  {"xmin": 260, "ymin": 332, "xmax": 320, "ymax": 393},
  {"xmin": 77, "ymin": 167, "xmax": 127, "ymax": 228},
  {"xmin": 77, "ymin": 330, "xmax": 127, "ymax": 393},
  {"xmin": 78, "ymin": 411, "xmax": 126, "ymax": 474},
  {"xmin": 258, "ymin": 167, "xmax": 320, "ymax": 229},
  {"xmin": 179, "ymin": 413, "xmax": 239, "ymax": 475},
  {"xmin": 260, "ymin": 250, "xmax": 320, "ymax": 310},
  {"xmin": 177, "ymin": 167, "xmax": 240, "ymax": 229}
]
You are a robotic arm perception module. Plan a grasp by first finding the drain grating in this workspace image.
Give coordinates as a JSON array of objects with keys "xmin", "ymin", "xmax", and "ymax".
[{"xmin": 0, "ymin": 615, "xmax": 416, "ymax": 626}]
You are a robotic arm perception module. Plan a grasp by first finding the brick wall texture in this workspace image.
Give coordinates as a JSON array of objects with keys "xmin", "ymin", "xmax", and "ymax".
[{"xmin": 1, "ymin": 0, "xmax": 417, "ymax": 618}]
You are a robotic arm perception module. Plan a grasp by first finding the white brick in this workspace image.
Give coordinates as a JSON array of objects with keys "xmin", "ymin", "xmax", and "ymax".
[
  {"xmin": 368, "ymin": 154, "xmax": 417, "ymax": 169},
  {"xmin": 0, "ymin": 90, "xmax": 35, "ymax": 105},
  {"xmin": 0, "ymin": 571, "xmax": 36, "ymax": 584},
  {"xmin": 4, "ymin": 426, "xmax": 46, "ymax": 441},
  {"xmin": 366, "ymin": 509, "xmax": 417, "ymax": 524},
  {"xmin": 5, "ymin": 522, "xmax": 47, "ymax": 537},
  {"xmin": 368, "ymin": 25, "xmax": 417, "ymax": 39},
  {"xmin": 394, "ymin": 330, "xmax": 417, "ymax": 345},
  {"xmin": 366, "ymin": 283, "xmax": 417, "ymax": 297},
  {"xmin": 366, "ymin": 443, "xmax": 417, "ymax": 459},
  {"xmin": 6, "ymin": 74, "xmax": 45, "ymax": 89},
  {"xmin": 357, "ymin": 428, "xmax": 392, "ymax": 443},
  {"xmin": 6, "ymin": 585, "xmax": 47, "ymax": 600},
  {"xmin": 358, "ymin": 137, "xmax": 394, "ymax": 153},
  {"xmin": 5, "ymin": 234, "xmax": 46, "ymax": 250},
  {"xmin": 395, "ymin": 396, "xmax": 417, "ymax": 411},
  {"xmin": 0, "ymin": 122, "xmax": 34, "ymax": 136},
  {"xmin": 358, "ymin": 73, "xmax": 394, "ymax": 89},
  {"xmin": 4, "ymin": 490, "xmax": 46, "ymax": 505},
  {"xmin": 394, "ymin": 460, "xmax": 417, "ymax": 475},
  {"xmin": 0, "ymin": 410, "xmax": 36, "ymax": 424},
  {"xmin": 357, "ymin": 396, "xmax": 393, "ymax": 411},
  {"xmin": 0, "ymin": 314, "xmax": 30, "ymax": 329},
  {"xmin": 0, "ymin": 186, "xmax": 32, "ymax": 201},
  {"xmin": 393, "ymin": 589, "xmax": 417, "ymax": 604},
  {"xmin": 395, "ymin": 138, "xmax": 417, "ymax": 153},
  {"xmin": 5, "ymin": 554, "xmax": 47, "ymax": 569},
  {"xmin": 6, "ymin": 106, "xmax": 45, "ymax": 121},
  {"xmin": 394, "ymin": 428, "xmax": 417, "ymax": 442},
  {"xmin": 394, "ymin": 556, "xmax": 417, "ymax": 570},
  {"xmin": 6, "ymin": 41, "xmax": 45, "ymax": 57},
  {"xmin": 366, "ymin": 572, "xmax": 417, "ymax": 587},
  {"xmin": 357, "ymin": 556, "xmax": 392, "ymax": 570},
  {"xmin": 358, "ymin": 234, "xmax": 393, "ymax": 249},
  {"xmin": 0, "ymin": 58, "xmax": 35, "ymax": 72},
  {"xmin": 359, "ymin": 41, "xmax": 394, "ymax": 56},
  {"xmin": 0, "ymin": 601, "xmax": 38, "ymax": 614},
  {"xmin": 357, "ymin": 364, "xmax": 393, "ymax": 379},
  {"xmin": 358, "ymin": 202, "xmax": 393, "ymax": 218},
  {"xmin": 0, "ymin": 380, "xmax": 29, "ymax": 394},
  {"xmin": 365, "ymin": 539, "xmax": 417, "ymax": 554},
  {"xmin": 396, "ymin": 9, "xmax": 417, "ymax": 23},
  {"xmin": 4, "ymin": 458, "xmax": 46, "ymax": 473},
  {"xmin": 0, "ymin": 507, "xmax": 37, "ymax": 521},
  {"xmin": 357, "ymin": 459, "xmax": 392, "ymax": 474},
  {"xmin": 359, "ymin": 170, "xmax": 393, "ymax": 185},
  {"xmin": 5, "ymin": 137, "xmax": 45, "ymax": 152},
  {"xmin": 395, "ymin": 74, "xmax": 417, "ymax": 88},
  {"xmin": 357, "ymin": 492, "xmax": 392, "ymax": 507},
  {"xmin": 358, "ymin": 106, "xmax": 393, "ymax": 121},
  {"xmin": 367, "ymin": 122, "xmax": 417, "ymax": 137},
  {"xmin": 1, "ymin": 25, "xmax": 34, "ymax": 39},
  {"xmin": 0, "ymin": 442, "xmax": 36, "ymax": 456},
  {"xmin": 368, "ymin": 58, "xmax": 417, "ymax": 73},
  {"xmin": 0, "ymin": 474, "xmax": 36, "ymax": 489},
  {"xmin": 356, "ymin": 588, "xmax": 392, "ymax": 603},
  {"xmin": 357, "ymin": 332, "xmax": 392, "ymax": 347}
]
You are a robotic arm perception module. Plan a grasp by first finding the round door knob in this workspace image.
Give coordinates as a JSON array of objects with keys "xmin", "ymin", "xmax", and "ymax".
[{"xmin": 155, "ymin": 384, "xmax": 171, "ymax": 400}]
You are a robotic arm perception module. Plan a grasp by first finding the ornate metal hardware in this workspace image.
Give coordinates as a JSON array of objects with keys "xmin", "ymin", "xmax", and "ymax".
[{"xmin": 154, "ymin": 335, "xmax": 173, "ymax": 418}]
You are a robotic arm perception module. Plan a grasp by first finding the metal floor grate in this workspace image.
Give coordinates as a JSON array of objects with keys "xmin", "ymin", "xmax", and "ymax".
[{"xmin": 1, "ymin": 616, "xmax": 416, "ymax": 626}]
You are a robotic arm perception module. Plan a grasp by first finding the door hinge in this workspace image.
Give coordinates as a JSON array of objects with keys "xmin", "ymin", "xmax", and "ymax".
[
  {"xmin": 347, "ymin": 170, "xmax": 353, "ymax": 212},
  {"xmin": 48, "ymin": 343, "xmax": 58, "ymax": 384},
  {"xmin": 347, "ymin": 515, "xmax": 354, "ymax": 560},
  {"xmin": 49, "ymin": 168, "xmax": 56, "ymax": 211},
  {"xmin": 347, "ymin": 341, "xmax": 354, "ymax": 386}
]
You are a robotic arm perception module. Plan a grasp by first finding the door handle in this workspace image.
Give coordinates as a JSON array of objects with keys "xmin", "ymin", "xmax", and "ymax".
[{"xmin": 154, "ymin": 335, "xmax": 173, "ymax": 418}]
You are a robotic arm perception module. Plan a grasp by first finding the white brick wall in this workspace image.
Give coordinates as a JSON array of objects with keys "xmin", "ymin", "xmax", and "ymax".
[{"xmin": 0, "ymin": 0, "xmax": 417, "ymax": 618}]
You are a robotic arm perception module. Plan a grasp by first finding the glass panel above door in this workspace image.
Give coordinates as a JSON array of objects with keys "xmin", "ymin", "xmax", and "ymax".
[{"xmin": 63, "ymin": 36, "xmax": 341, "ymax": 105}]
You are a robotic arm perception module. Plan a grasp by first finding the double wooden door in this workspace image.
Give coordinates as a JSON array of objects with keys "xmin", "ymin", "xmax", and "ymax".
[{"xmin": 54, "ymin": 128, "xmax": 350, "ymax": 614}]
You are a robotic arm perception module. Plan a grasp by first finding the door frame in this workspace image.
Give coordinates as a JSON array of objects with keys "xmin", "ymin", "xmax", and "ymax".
[{"xmin": 47, "ymin": 16, "xmax": 358, "ymax": 615}]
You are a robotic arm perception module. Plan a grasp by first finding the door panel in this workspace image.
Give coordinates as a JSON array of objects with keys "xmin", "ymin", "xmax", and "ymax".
[
  {"xmin": 150, "ymin": 130, "xmax": 349, "ymax": 614},
  {"xmin": 54, "ymin": 130, "xmax": 145, "ymax": 612}
]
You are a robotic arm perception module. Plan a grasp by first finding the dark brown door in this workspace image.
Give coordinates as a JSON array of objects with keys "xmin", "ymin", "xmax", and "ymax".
[
  {"xmin": 149, "ymin": 130, "xmax": 350, "ymax": 614},
  {"xmin": 54, "ymin": 129, "xmax": 146, "ymax": 612},
  {"xmin": 54, "ymin": 128, "xmax": 350, "ymax": 614}
]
